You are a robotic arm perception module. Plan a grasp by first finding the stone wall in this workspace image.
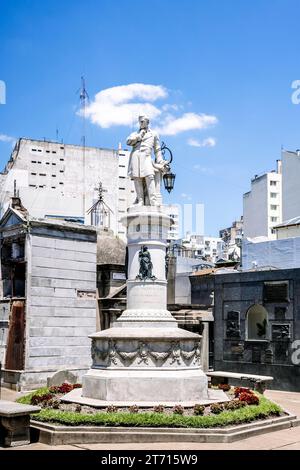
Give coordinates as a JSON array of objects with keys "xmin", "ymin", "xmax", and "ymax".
[{"xmin": 22, "ymin": 231, "xmax": 97, "ymax": 388}]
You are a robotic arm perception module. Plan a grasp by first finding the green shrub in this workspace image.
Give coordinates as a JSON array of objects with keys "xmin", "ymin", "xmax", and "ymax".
[
  {"xmin": 17, "ymin": 387, "xmax": 50, "ymax": 405},
  {"xmin": 193, "ymin": 404, "xmax": 205, "ymax": 416},
  {"xmin": 224, "ymin": 400, "xmax": 245, "ymax": 411},
  {"xmin": 106, "ymin": 405, "xmax": 118, "ymax": 413},
  {"xmin": 153, "ymin": 405, "xmax": 165, "ymax": 413},
  {"xmin": 128, "ymin": 405, "xmax": 139, "ymax": 414},
  {"xmin": 210, "ymin": 403, "xmax": 224, "ymax": 414},
  {"xmin": 173, "ymin": 405, "xmax": 184, "ymax": 415}
]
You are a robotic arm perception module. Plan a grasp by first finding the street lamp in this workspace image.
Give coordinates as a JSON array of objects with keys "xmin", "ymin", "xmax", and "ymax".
[
  {"xmin": 163, "ymin": 170, "xmax": 176, "ymax": 193},
  {"xmin": 161, "ymin": 142, "xmax": 176, "ymax": 193}
]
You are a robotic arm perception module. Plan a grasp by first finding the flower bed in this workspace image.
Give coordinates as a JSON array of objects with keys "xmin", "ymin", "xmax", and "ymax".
[{"xmin": 17, "ymin": 383, "xmax": 283, "ymax": 429}]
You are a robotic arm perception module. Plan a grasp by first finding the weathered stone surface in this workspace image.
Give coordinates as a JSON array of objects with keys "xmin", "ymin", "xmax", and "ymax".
[
  {"xmin": 47, "ymin": 369, "xmax": 79, "ymax": 387},
  {"xmin": 83, "ymin": 369, "xmax": 208, "ymax": 402},
  {"xmin": 0, "ymin": 400, "xmax": 40, "ymax": 447},
  {"xmin": 97, "ymin": 229, "xmax": 126, "ymax": 265}
]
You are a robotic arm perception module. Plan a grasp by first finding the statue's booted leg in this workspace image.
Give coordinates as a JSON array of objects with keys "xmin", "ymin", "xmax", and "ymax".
[
  {"xmin": 145, "ymin": 175, "xmax": 157, "ymax": 206},
  {"xmin": 133, "ymin": 178, "xmax": 144, "ymax": 206}
]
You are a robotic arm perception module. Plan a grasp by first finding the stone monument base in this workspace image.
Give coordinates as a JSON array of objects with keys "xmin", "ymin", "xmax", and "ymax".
[
  {"xmin": 83, "ymin": 368, "xmax": 207, "ymax": 403},
  {"xmin": 81, "ymin": 326, "xmax": 208, "ymax": 403}
]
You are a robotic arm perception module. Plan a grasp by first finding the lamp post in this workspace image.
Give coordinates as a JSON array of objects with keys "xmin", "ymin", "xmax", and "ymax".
[{"xmin": 161, "ymin": 142, "xmax": 176, "ymax": 193}]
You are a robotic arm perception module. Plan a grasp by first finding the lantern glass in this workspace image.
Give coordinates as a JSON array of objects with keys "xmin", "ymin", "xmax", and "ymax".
[{"xmin": 163, "ymin": 172, "xmax": 176, "ymax": 193}]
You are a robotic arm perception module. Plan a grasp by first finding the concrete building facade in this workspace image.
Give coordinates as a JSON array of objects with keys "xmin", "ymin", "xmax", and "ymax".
[
  {"xmin": 219, "ymin": 217, "xmax": 243, "ymax": 261},
  {"xmin": 0, "ymin": 204, "xmax": 97, "ymax": 390},
  {"xmin": 243, "ymin": 162, "xmax": 282, "ymax": 239},
  {"xmin": 0, "ymin": 139, "xmax": 135, "ymax": 240},
  {"xmin": 164, "ymin": 204, "xmax": 180, "ymax": 241},
  {"xmin": 179, "ymin": 232, "xmax": 222, "ymax": 263},
  {"xmin": 282, "ymin": 149, "xmax": 300, "ymax": 221}
]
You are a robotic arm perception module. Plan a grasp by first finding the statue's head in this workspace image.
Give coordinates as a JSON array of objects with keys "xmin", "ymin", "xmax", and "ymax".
[{"xmin": 138, "ymin": 115, "xmax": 150, "ymax": 129}]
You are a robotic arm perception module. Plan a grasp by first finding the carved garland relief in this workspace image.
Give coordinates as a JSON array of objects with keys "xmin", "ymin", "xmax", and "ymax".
[{"xmin": 91, "ymin": 339, "xmax": 201, "ymax": 367}]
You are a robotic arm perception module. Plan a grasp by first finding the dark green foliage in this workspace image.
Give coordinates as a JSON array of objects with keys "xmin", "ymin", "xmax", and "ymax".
[
  {"xmin": 210, "ymin": 403, "xmax": 224, "ymax": 414},
  {"xmin": 193, "ymin": 404, "xmax": 205, "ymax": 415},
  {"xmin": 173, "ymin": 405, "xmax": 184, "ymax": 415}
]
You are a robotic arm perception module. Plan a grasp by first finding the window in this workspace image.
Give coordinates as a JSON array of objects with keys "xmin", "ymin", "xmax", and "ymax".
[
  {"xmin": 29, "ymin": 184, "xmax": 36, "ymax": 188},
  {"xmin": 59, "ymin": 158, "xmax": 64, "ymax": 161},
  {"xmin": 270, "ymin": 205, "xmax": 278, "ymax": 210},
  {"xmin": 59, "ymin": 170, "xmax": 64, "ymax": 173},
  {"xmin": 60, "ymin": 146, "xmax": 64, "ymax": 150},
  {"xmin": 51, "ymin": 186, "xmax": 56, "ymax": 189},
  {"xmin": 31, "ymin": 172, "xmax": 37, "ymax": 176},
  {"xmin": 271, "ymin": 216, "xmax": 278, "ymax": 222},
  {"xmin": 270, "ymin": 181, "xmax": 277, "ymax": 186},
  {"xmin": 52, "ymin": 151, "xmax": 56, "ymax": 154},
  {"xmin": 31, "ymin": 148, "xmax": 37, "ymax": 152},
  {"xmin": 37, "ymin": 161, "xmax": 41, "ymax": 164},
  {"xmin": 59, "ymin": 182, "xmax": 64, "ymax": 185},
  {"xmin": 38, "ymin": 149, "xmax": 42, "ymax": 152},
  {"xmin": 119, "ymin": 164, "xmax": 125, "ymax": 168},
  {"xmin": 52, "ymin": 162, "xmax": 56, "ymax": 165},
  {"xmin": 270, "ymin": 192, "xmax": 277, "ymax": 198},
  {"xmin": 263, "ymin": 281, "xmax": 289, "ymax": 302},
  {"xmin": 31, "ymin": 160, "xmax": 36, "ymax": 164},
  {"xmin": 119, "ymin": 176, "xmax": 126, "ymax": 179},
  {"xmin": 246, "ymin": 304, "xmax": 269, "ymax": 340},
  {"xmin": 46, "ymin": 150, "xmax": 50, "ymax": 153},
  {"xmin": 46, "ymin": 162, "xmax": 50, "ymax": 165},
  {"xmin": 52, "ymin": 175, "xmax": 56, "ymax": 177},
  {"xmin": 39, "ymin": 173, "xmax": 46, "ymax": 176},
  {"xmin": 119, "ymin": 187, "xmax": 125, "ymax": 190}
]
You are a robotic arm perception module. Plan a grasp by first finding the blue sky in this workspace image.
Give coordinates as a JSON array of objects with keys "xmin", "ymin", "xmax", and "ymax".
[{"xmin": 1, "ymin": 0, "xmax": 300, "ymax": 236}]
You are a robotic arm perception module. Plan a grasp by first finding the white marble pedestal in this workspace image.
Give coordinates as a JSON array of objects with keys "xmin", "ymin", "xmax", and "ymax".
[{"xmin": 81, "ymin": 206, "xmax": 208, "ymax": 403}]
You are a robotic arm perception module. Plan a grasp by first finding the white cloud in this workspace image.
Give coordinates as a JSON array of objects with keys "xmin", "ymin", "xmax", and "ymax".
[
  {"xmin": 82, "ymin": 83, "xmax": 219, "ymax": 137},
  {"xmin": 157, "ymin": 113, "xmax": 217, "ymax": 136},
  {"xmin": 0, "ymin": 134, "xmax": 15, "ymax": 143},
  {"xmin": 82, "ymin": 83, "xmax": 167, "ymax": 128},
  {"xmin": 187, "ymin": 137, "xmax": 216, "ymax": 148}
]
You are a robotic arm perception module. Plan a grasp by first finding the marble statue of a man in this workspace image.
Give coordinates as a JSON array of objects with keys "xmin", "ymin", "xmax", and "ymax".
[{"xmin": 127, "ymin": 115, "xmax": 166, "ymax": 206}]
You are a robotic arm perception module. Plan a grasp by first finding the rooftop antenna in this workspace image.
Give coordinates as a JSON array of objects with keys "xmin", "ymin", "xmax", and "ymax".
[
  {"xmin": 78, "ymin": 76, "xmax": 90, "ymax": 221},
  {"xmin": 79, "ymin": 76, "xmax": 89, "ymax": 147},
  {"xmin": 87, "ymin": 181, "xmax": 113, "ymax": 229}
]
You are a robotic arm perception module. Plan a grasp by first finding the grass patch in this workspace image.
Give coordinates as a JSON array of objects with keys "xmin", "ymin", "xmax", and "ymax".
[
  {"xmin": 17, "ymin": 387, "xmax": 50, "ymax": 405},
  {"xmin": 30, "ymin": 395, "xmax": 282, "ymax": 429}
]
